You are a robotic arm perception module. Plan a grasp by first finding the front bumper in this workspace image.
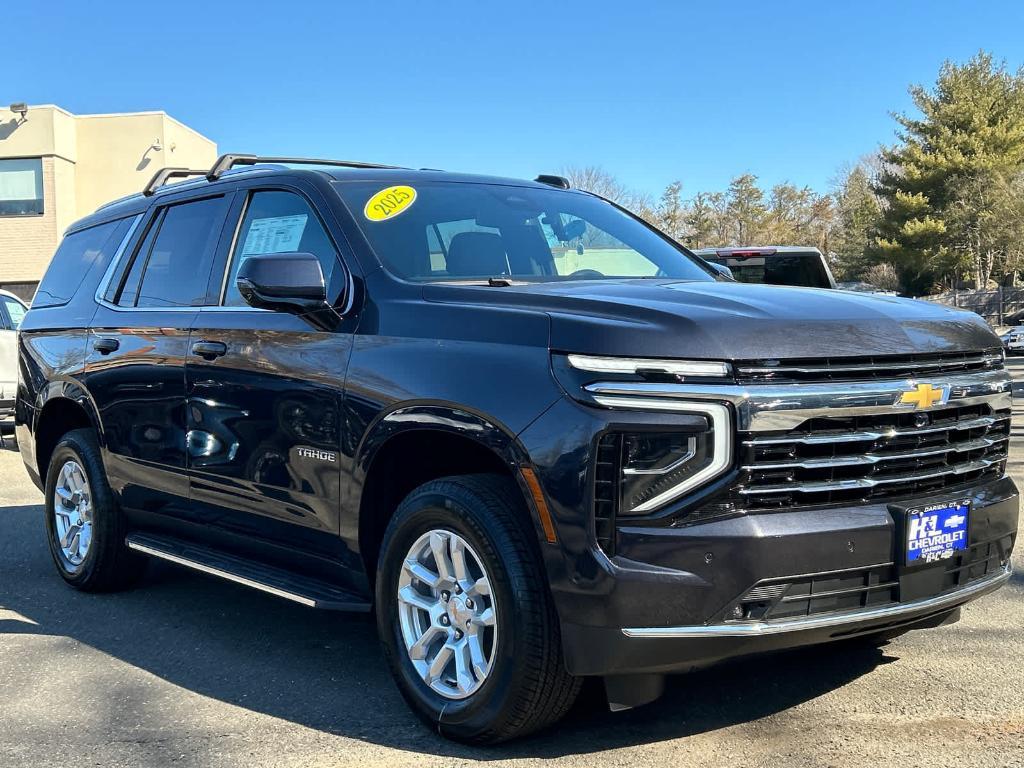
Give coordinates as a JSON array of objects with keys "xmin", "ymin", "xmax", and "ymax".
[
  {"xmin": 525, "ymin": 362, "xmax": 1018, "ymax": 677},
  {"xmin": 554, "ymin": 477, "xmax": 1017, "ymax": 676},
  {"xmin": 564, "ymin": 566, "xmax": 1008, "ymax": 678}
]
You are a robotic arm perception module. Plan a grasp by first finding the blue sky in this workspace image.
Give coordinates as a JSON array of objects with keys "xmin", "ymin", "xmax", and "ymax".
[{"xmin": 7, "ymin": 1, "xmax": 1024, "ymax": 198}]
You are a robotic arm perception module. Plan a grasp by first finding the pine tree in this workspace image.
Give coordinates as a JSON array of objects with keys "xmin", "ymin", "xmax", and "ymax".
[
  {"xmin": 831, "ymin": 164, "xmax": 882, "ymax": 279},
  {"xmin": 875, "ymin": 52, "xmax": 1024, "ymax": 293},
  {"xmin": 724, "ymin": 173, "xmax": 767, "ymax": 244}
]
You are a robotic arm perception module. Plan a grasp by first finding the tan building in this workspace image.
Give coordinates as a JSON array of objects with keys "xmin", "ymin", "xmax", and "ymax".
[{"xmin": 0, "ymin": 104, "xmax": 217, "ymax": 299}]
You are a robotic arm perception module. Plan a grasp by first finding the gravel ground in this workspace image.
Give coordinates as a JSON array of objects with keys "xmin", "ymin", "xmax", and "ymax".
[{"xmin": 1, "ymin": 363, "xmax": 1023, "ymax": 768}]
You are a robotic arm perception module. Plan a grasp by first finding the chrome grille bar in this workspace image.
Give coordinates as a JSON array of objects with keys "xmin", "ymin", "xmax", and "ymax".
[
  {"xmin": 736, "ymin": 351, "xmax": 1001, "ymax": 377},
  {"xmin": 742, "ymin": 413, "xmax": 1009, "ymax": 446},
  {"xmin": 739, "ymin": 456, "xmax": 1001, "ymax": 495},
  {"xmin": 743, "ymin": 435, "xmax": 1007, "ymax": 471}
]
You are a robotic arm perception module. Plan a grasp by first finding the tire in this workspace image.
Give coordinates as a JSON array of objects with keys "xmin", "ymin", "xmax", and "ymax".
[
  {"xmin": 375, "ymin": 474, "xmax": 581, "ymax": 744},
  {"xmin": 43, "ymin": 428, "xmax": 145, "ymax": 591}
]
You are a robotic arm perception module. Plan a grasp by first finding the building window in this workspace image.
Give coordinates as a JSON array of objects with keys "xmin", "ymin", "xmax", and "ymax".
[{"xmin": 0, "ymin": 158, "xmax": 44, "ymax": 216}]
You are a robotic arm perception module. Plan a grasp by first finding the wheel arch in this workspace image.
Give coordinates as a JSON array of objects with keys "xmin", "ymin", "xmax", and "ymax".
[
  {"xmin": 355, "ymin": 404, "xmax": 537, "ymax": 585},
  {"xmin": 33, "ymin": 386, "xmax": 102, "ymax": 487}
]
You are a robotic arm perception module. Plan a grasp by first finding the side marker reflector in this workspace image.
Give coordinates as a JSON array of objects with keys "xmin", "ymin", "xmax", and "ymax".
[{"xmin": 520, "ymin": 467, "xmax": 557, "ymax": 544}]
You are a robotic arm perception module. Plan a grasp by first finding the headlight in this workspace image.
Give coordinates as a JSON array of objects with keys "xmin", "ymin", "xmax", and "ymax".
[{"xmin": 600, "ymin": 402, "xmax": 732, "ymax": 515}]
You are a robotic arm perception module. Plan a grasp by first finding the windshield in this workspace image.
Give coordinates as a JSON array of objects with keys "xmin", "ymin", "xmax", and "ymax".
[
  {"xmin": 334, "ymin": 181, "xmax": 715, "ymax": 283},
  {"xmin": 704, "ymin": 252, "xmax": 833, "ymax": 289}
]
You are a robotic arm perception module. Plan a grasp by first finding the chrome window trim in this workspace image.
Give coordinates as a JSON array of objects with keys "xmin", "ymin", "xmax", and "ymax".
[
  {"xmin": 621, "ymin": 563, "xmax": 1011, "ymax": 638},
  {"xmin": 217, "ymin": 190, "xmax": 253, "ymax": 305},
  {"xmin": 93, "ymin": 214, "xmax": 144, "ymax": 308}
]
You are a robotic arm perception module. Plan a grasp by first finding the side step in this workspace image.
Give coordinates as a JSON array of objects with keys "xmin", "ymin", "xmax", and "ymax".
[{"xmin": 125, "ymin": 533, "xmax": 371, "ymax": 612}]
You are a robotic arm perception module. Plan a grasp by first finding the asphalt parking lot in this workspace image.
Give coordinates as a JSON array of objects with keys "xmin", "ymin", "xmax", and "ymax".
[{"xmin": 2, "ymin": 365, "xmax": 1023, "ymax": 768}]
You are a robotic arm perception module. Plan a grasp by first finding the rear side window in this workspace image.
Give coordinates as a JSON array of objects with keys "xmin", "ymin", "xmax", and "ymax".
[
  {"xmin": 33, "ymin": 218, "xmax": 132, "ymax": 308},
  {"xmin": 116, "ymin": 196, "xmax": 229, "ymax": 308}
]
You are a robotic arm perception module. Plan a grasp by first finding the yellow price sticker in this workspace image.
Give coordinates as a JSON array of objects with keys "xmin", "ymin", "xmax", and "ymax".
[{"xmin": 364, "ymin": 185, "xmax": 417, "ymax": 221}]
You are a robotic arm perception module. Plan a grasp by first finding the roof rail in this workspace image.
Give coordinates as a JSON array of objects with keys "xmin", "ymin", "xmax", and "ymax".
[
  {"xmin": 206, "ymin": 153, "xmax": 404, "ymax": 181},
  {"xmin": 535, "ymin": 174, "xmax": 571, "ymax": 190},
  {"xmin": 143, "ymin": 167, "xmax": 209, "ymax": 196}
]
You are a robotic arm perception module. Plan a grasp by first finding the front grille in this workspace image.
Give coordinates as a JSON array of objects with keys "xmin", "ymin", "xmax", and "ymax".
[
  {"xmin": 735, "ymin": 403, "xmax": 1010, "ymax": 511},
  {"xmin": 724, "ymin": 533, "xmax": 1012, "ymax": 623},
  {"xmin": 734, "ymin": 348, "xmax": 1003, "ymax": 384}
]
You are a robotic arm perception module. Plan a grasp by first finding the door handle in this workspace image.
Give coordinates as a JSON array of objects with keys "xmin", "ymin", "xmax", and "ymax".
[
  {"xmin": 93, "ymin": 338, "xmax": 119, "ymax": 355},
  {"xmin": 191, "ymin": 341, "xmax": 228, "ymax": 360}
]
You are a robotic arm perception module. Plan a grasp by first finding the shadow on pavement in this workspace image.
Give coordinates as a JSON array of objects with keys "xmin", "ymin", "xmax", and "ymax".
[{"xmin": 0, "ymin": 502, "xmax": 889, "ymax": 759}]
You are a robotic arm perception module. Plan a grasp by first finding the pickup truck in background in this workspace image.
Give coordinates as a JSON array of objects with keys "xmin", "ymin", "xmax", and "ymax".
[{"xmin": 693, "ymin": 246, "xmax": 837, "ymax": 289}]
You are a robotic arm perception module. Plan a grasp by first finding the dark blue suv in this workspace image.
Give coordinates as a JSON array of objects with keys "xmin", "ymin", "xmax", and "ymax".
[{"xmin": 16, "ymin": 154, "xmax": 1018, "ymax": 743}]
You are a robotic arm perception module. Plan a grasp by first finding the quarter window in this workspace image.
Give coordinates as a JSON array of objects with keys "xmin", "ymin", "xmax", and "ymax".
[
  {"xmin": 223, "ymin": 191, "xmax": 340, "ymax": 307},
  {"xmin": 116, "ymin": 196, "xmax": 228, "ymax": 308},
  {"xmin": 35, "ymin": 218, "xmax": 131, "ymax": 308},
  {"xmin": 0, "ymin": 158, "xmax": 44, "ymax": 216}
]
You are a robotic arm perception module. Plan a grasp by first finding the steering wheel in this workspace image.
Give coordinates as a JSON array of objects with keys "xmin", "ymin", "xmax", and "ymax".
[{"xmin": 567, "ymin": 269, "xmax": 605, "ymax": 280}]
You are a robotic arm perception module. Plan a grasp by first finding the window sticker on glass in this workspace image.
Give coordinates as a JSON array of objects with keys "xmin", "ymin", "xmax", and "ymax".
[
  {"xmin": 364, "ymin": 186, "xmax": 417, "ymax": 221},
  {"xmin": 241, "ymin": 214, "xmax": 308, "ymax": 255}
]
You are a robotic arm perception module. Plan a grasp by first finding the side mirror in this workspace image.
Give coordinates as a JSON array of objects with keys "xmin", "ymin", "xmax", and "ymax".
[
  {"xmin": 235, "ymin": 252, "xmax": 339, "ymax": 329},
  {"xmin": 706, "ymin": 261, "xmax": 734, "ymax": 280}
]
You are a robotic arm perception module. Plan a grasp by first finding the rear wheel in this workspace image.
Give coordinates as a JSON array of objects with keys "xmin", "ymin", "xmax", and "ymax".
[
  {"xmin": 376, "ymin": 474, "xmax": 580, "ymax": 744},
  {"xmin": 43, "ymin": 429, "xmax": 144, "ymax": 591}
]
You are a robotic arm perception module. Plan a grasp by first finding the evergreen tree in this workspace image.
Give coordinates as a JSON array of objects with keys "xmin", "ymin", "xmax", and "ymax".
[
  {"xmin": 724, "ymin": 173, "xmax": 767, "ymax": 244},
  {"xmin": 875, "ymin": 52, "xmax": 1024, "ymax": 293},
  {"xmin": 831, "ymin": 164, "xmax": 882, "ymax": 279}
]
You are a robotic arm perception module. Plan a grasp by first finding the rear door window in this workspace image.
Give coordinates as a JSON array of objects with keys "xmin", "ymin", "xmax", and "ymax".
[
  {"xmin": 33, "ymin": 218, "xmax": 132, "ymax": 308},
  {"xmin": 114, "ymin": 196, "xmax": 229, "ymax": 308}
]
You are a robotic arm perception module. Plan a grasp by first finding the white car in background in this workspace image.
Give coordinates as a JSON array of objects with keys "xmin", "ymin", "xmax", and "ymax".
[
  {"xmin": 0, "ymin": 289, "xmax": 27, "ymax": 433},
  {"xmin": 1000, "ymin": 326, "xmax": 1024, "ymax": 355}
]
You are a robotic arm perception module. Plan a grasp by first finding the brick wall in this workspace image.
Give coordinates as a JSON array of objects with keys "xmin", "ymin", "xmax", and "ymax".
[{"xmin": 0, "ymin": 156, "xmax": 61, "ymax": 283}]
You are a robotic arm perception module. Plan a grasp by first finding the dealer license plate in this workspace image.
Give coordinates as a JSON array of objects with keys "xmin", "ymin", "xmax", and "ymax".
[{"xmin": 905, "ymin": 500, "xmax": 969, "ymax": 566}]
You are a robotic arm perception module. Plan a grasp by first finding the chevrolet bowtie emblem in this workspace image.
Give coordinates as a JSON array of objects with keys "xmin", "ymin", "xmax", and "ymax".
[{"xmin": 896, "ymin": 383, "xmax": 950, "ymax": 410}]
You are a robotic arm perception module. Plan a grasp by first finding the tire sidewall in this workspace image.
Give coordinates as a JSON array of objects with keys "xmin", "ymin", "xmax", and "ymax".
[
  {"xmin": 43, "ymin": 432, "xmax": 108, "ymax": 586},
  {"xmin": 376, "ymin": 487, "xmax": 530, "ymax": 734}
]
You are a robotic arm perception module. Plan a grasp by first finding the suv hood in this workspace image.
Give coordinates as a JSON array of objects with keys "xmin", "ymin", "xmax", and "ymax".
[{"xmin": 423, "ymin": 280, "xmax": 998, "ymax": 360}]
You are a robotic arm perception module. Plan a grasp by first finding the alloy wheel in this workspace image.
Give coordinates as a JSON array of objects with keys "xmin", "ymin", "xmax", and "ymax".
[
  {"xmin": 52, "ymin": 459, "xmax": 93, "ymax": 570},
  {"xmin": 396, "ymin": 529, "xmax": 497, "ymax": 699}
]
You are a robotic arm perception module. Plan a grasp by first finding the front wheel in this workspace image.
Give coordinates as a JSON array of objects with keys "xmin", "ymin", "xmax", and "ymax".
[{"xmin": 376, "ymin": 474, "xmax": 580, "ymax": 744}]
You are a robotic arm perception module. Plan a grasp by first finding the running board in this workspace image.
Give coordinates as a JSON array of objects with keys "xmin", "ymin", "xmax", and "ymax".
[{"xmin": 125, "ymin": 533, "xmax": 371, "ymax": 612}]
